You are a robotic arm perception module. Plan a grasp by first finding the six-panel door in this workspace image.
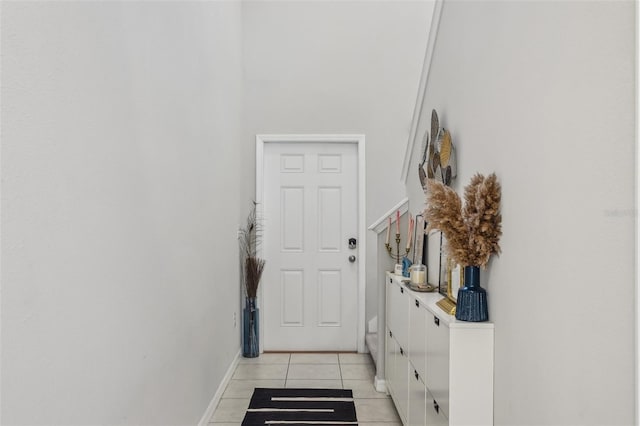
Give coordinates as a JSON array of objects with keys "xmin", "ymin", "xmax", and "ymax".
[{"xmin": 262, "ymin": 142, "xmax": 358, "ymax": 351}]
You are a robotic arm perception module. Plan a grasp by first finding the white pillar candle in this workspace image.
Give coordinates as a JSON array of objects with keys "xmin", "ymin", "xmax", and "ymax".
[{"xmin": 386, "ymin": 217, "xmax": 391, "ymax": 245}]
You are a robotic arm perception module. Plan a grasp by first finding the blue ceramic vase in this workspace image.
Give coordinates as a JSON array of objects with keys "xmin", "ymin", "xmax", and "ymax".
[
  {"xmin": 455, "ymin": 266, "xmax": 488, "ymax": 322},
  {"xmin": 243, "ymin": 297, "xmax": 259, "ymax": 357}
]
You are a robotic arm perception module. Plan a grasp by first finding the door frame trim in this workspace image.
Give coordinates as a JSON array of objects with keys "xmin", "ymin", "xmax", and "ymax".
[{"xmin": 256, "ymin": 134, "xmax": 366, "ymax": 353}]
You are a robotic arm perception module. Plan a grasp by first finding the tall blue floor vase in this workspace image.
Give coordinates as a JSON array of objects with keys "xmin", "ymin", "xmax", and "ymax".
[
  {"xmin": 455, "ymin": 266, "xmax": 489, "ymax": 322},
  {"xmin": 243, "ymin": 297, "xmax": 259, "ymax": 358}
]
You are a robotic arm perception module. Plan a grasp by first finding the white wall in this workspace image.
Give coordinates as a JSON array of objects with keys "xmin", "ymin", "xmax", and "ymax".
[
  {"xmin": 406, "ymin": 1, "xmax": 635, "ymax": 424},
  {"xmin": 242, "ymin": 0, "xmax": 432, "ymax": 325},
  {"xmin": 1, "ymin": 2, "xmax": 245, "ymax": 424}
]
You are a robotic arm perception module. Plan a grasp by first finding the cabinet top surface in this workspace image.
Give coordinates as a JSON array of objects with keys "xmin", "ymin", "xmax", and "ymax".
[{"xmin": 386, "ymin": 272, "xmax": 495, "ymax": 329}]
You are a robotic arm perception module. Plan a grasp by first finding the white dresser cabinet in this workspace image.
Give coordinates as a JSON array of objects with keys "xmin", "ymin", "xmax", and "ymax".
[{"xmin": 385, "ymin": 273, "xmax": 494, "ymax": 426}]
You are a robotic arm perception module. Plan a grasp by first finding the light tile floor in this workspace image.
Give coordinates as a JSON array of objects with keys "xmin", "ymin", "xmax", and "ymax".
[{"xmin": 209, "ymin": 352, "xmax": 401, "ymax": 425}]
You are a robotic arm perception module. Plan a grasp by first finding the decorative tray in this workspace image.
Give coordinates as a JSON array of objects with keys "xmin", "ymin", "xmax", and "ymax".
[{"xmin": 401, "ymin": 280, "xmax": 437, "ymax": 293}]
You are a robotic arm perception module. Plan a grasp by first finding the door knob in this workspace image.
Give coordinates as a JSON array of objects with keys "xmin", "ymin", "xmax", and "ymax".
[{"xmin": 348, "ymin": 255, "xmax": 356, "ymax": 263}]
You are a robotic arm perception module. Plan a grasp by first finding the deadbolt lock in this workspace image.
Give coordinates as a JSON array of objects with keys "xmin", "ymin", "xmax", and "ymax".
[{"xmin": 348, "ymin": 238, "xmax": 357, "ymax": 249}]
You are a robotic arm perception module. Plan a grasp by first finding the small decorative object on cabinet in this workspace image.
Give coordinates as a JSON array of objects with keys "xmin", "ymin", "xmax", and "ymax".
[
  {"xmin": 385, "ymin": 272, "xmax": 494, "ymax": 426},
  {"xmin": 402, "ymin": 256, "xmax": 412, "ymax": 277},
  {"xmin": 424, "ymin": 174, "xmax": 502, "ymax": 322},
  {"xmin": 394, "ymin": 264, "xmax": 404, "ymax": 275},
  {"xmin": 239, "ymin": 202, "xmax": 266, "ymax": 357},
  {"xmin": 409, "ymin": 263, "xmax": 434, "ymax": 292},
  {"xmin": 386, "ymin": 210, "xmax": 413, "ymax": 266},
  {"xmin": 456, "ymin": 265, "xmax": 487, "ymax": 322},
  {"xmin": 436, "ymin": 259, "xmax": 463, "ymax": 315},
  {"xmin": 413, "ymin": 214, "xmax": 427, "ymax": 265},
  {"xmin": 410, "ymin": 263, "xmax": 426, "ymax": 286}
]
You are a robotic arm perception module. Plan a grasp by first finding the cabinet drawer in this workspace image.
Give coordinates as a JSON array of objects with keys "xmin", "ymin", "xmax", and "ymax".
[
  {"xmin": 394, "ymin": 343, "xmax": 410, "ymax": 425},
  {"xmin": 426, "ymin": 312, "xmax": 450, "ymax": 418},
  {"xmin": 426, "ymin": 388, "xmax": 449, "ymax": 426},
  {"xmin": 385, "ymin": 327, "xmax": 394, "ymax": 396},
  {"xmin": 409, "ymin": 297, "xmax": 427, "ymax": 379},
  {"xmin": 408, "ymin": 367, "xmax": 426, "ymax": 426},
  {"xmin": 388, "ymin": 279, "xmax": 409, "ymax": 350},
  {"xmin": 384, "ymin": 276, "xmax": 395, "ymax": 327}
]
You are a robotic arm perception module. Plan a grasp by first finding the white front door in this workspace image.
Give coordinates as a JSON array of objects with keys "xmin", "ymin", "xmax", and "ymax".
[{"xmin": 261, "ymin": 141, "xmax": 359, "ymax": 351}]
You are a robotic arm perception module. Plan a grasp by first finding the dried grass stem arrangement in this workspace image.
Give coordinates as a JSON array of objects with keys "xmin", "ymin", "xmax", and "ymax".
[
  {"xmin": 424, "ymin": 173, "xmax": 502, "ymax": 268},
  {"xmin": 239, "ymin": 202, "xmax": 265, "ymax": 299},
  {"xmin": 244, "ymin": 257, "xmax": 265, "ymax": 299}
]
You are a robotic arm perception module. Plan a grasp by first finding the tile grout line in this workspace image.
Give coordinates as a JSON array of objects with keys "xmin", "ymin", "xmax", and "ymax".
[
  {"xmin": 338, "ymin": 354, "xmax": 344, "ymax": 389},
  {"xmin": 284, "ymin": 353, "xmax": 291, "ymax": 387}
]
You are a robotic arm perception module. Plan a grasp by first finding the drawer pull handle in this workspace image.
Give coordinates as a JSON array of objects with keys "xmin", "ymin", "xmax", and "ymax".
[
  {"xmin": 415, "ymin": 299, "xmax": 419, "ymax": 307},
  {"xmin": 414, "ymin": 370, "xmax": 419, "ymax": 380},
  {"xmin": 400, "ymin": 287, "xmax": 404, "ymax": 294},
  {"xmin": 433, "ymin": 401, "xmax": 439, "ymax": 414},
  {"xmin": 389, "ymin": 330, "xmax": 393, "ymax": 338},
  {"xmin": 434, "ymin": 316, "xmax": 440, "ymax": 326},
  {"xmin": 400, "ymin": 347, "xmax": 404, "ymax": 355}
]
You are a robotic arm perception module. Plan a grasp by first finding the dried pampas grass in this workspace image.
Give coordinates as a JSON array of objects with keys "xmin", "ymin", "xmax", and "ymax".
[
  {"xmin": 424, "ymin": 173, "xmax": 502, "ymax": 267},
  {"xmin": 239, "ymin": 202, "xmax": 266, "ymax": 299}
]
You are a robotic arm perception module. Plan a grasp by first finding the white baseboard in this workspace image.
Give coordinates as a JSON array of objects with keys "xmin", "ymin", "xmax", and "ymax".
[
  {"xmin": 368, "ymin": 316, "xmax": 377, "ymax": 333},
  {"xmin": 374, "ymin": 375, "xmax": 388, "ymax": 394},
  {"xmin": 198, "ymin": 349, "xmax": 241, "ymax": 426}
]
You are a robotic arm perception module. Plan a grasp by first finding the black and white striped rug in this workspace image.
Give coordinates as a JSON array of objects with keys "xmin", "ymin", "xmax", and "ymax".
[{"xmin": 241, "ymin": 388, "xmax": 357, "ymax": 425}]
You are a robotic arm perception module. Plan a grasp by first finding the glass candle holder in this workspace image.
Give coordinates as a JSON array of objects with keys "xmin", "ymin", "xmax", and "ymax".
[{"xmin": 410, "ymin": 264, "xmax": 427, "ymax": 286}]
